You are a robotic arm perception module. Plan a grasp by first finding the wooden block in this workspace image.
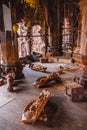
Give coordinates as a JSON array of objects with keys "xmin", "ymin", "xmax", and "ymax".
[
  {"xmin": 40, "ymin": 57, "xmax": 48, "ymax": 63},
  {"xmin": 65, "ymin": 81, "xmax": 84, "ymax": 102},
  {"xmin": 48, "ymin": 57, "xmax": 59, "ymax": 62}
]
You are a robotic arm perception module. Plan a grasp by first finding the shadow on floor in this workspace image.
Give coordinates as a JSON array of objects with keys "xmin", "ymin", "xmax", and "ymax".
[
  {"xmin": 38, "ymin": 80, "xmax": 62, "ymax": 89},
  {"xmin": 35, "ymin": 96, "xmax": 71, "ymax": 128},
  {"xmin": 12, "ymin": 80, "xmax": 29, "ymax": 93}
]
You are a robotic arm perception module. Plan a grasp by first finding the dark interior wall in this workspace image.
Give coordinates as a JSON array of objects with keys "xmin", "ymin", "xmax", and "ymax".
[
  {"xmin": 16, "ymin": 3, "xmax": 24, "ymax": 22},
  {"xmin": 47, "ymin": 0, "xmax": 64, "ymax": 55}
]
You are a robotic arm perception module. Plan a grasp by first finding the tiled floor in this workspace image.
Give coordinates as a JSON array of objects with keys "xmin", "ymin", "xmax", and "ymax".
[{"xmin": 0, "ymin": 62, "xmax": 87, "ymax": 130}]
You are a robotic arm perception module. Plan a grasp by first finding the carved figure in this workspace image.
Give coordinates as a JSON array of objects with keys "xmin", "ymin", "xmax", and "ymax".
[
  {"xmin": 22, "ymin": 89, "xmax": 51, "ymax": 124},
  {"xmin": 33, "ymin": 72, "xmax": 61, "ymax": 88},
  {"xmin": 6, "ymin": 73, "xmax": 14, "ymax": 92}
]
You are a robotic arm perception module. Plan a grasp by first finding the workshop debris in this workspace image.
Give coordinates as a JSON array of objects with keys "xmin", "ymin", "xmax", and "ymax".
[
  {"xmin": 29, "ymin": 61, "xmax": 47, "ymax": 72},
  {"xmin": 33, "ymin": 72, "xmax": 61, "ymax": 88},
  {"xmin": 22, "ymin": 89, "xmax": 51, "ymax": 124}
]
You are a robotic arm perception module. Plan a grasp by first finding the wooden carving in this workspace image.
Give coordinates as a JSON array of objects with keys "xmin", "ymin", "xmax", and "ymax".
[
  {"xmin": 6, "ymin": 73, "xmax": 14, "ymax": 92},
  {"xmin": 56, "ymin": 65, "xmax": 78, "ymax": 74},
  {"xmin": 29, "ymin": 61, "xmax": 47, "ymax": 72},
  {"xmin": 33, "ymin": 72, "xmax": 61, "ymax": 88},
  {"xmin": 22, "ymin": 89, "xmax": 51, "ymax": 124}
]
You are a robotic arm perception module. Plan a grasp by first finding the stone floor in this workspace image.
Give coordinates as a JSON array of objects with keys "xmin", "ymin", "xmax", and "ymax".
[{"xmin": 0, "ymin": 62, "xmax": 87, "ymax": 130}]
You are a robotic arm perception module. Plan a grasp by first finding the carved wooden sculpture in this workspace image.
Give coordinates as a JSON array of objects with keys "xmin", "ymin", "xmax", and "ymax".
[
  {"xmin": 22, "ymin": 89, "xmax": 51, "ymax": 124},
  {"xmin": 29, "ymin": 61, "xmax": 47, "ymax": 72},
  {"xmin": 56, "ymin": 65, "xmax": 78, "ymax": 74},
  {"xmin": 17, "ymin": 19, "xmax": 30, "ymax": 58},
  {"xmin": 6, "ymin": 73, "xmax": 14, "ymax": 92},
  {"xmin": 33, "ymin": 72, "xmax": 61, "ymax": 88}
]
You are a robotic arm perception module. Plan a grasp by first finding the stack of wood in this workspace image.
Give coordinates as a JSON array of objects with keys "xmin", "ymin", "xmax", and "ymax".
[
  {"xmin": 33, "ymin": 72, "xmax": 61, "ymax": 88},
  {"xmin": 29, "ymin": 61, "xmax": 47, "ymax": 72},
  {"xmin": 22, "ymin": 89, "xmax": 51, "ymax": 124}
]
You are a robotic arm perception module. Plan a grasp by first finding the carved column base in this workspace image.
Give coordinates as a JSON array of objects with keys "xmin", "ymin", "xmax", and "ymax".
[
  {"xmin": 0, "ymin": 62, "xmax": 24, "ymax": 79},
  {"xmin": 14, "ymin": 62, "xmax": 24, "ymax": 79}
]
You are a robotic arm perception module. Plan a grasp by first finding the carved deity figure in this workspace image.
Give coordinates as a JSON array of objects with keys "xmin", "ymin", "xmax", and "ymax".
[{"xmin": 17, "ymin": 19, "xmax": 30, "ymax": 58}]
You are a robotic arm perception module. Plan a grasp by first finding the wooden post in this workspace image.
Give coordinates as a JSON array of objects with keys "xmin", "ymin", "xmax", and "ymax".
[
  {"xmin": 79, "ymin": 0, "xmax": 87, "ymax": 56},
  {"xmin": 49, "ymin": 0, "xmax": 62, "ymax": 56},
  {"xmin": 0, "ymin": 3, "xmax": 5, "ymax": 31},
  {"xmin": 7, "ymin": 1, "xmax": 24, "ymax": 79},
  {"xmin": 1, "ymin": 31, "xmax": 15, "ymax": 65}
]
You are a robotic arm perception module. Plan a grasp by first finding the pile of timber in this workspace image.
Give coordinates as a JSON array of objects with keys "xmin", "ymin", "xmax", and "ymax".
[
  {"xmin": 33, "ymin": 72, "xmax": 61, "ymax": 88},
  {"xmin": 29, "ymin": 61, "xmax": 47, "ymax": 72},
  {"xmin": 22, "ymin": 89, "xmax": 51, "ymax": 124}
]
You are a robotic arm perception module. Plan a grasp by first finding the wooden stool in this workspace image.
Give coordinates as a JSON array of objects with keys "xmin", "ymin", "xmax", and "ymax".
[{"xmin": 65, "ymin": 81, "xmax": 84, "ymax": 102}]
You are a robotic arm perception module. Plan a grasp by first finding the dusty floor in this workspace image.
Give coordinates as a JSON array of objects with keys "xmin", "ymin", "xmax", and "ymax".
[{"xmin": 0, "ymin": 62, "xmax": 87, "ymax": 130}]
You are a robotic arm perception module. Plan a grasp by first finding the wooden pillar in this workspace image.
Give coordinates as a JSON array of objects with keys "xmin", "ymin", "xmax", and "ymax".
[
  {"xmin": 49, "ymin": 0, "xmax": 62, "ymax": 56},
  {"xmin": 9, "ymin": 1, "xmax": 19, "ymax": 59},
  {"xmin": 44, "ymin": 23, "xmax": 48, "ymax": 57},
  {"xmin": 73, "ymin": 0, "xmax": 87, "ymax": 72},
  {"xmin": 1, "ymin": 31, "xmax": 15, "ymax": 65},
  {"xmin": 79, "ymin": 0, "xmax": 87, "ymax": 55},
  {"xmin": 0, "ymin": 3, "xmax": 5, "ymax": 31},
  {"xmin": 41, "ymin": 0, "xmax": 49, "ymax": 57},
  {"xmin": 8, "ymin": 1, "xmax": 24, "ymax": 78},
  {"xmin": 51, "ymin": 0, "xmax": 58, "ymax": 56}
]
